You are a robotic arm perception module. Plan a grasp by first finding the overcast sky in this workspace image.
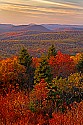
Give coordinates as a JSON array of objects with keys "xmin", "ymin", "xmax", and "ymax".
[{"xmin": 0, "ymin": 0, "xmax": 83, "ymax": 25}]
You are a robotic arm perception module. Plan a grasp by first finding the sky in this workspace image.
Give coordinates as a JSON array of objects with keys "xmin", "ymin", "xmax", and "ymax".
[{"xmin": 0, "ymin": 0, "xmax": 83, "ymax": 25}]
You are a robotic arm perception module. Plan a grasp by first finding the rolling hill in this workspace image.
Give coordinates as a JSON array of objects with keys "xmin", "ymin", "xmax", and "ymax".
[{"xmin": 0, "ymin": 24, "xmax": 83, "ymax": 58}]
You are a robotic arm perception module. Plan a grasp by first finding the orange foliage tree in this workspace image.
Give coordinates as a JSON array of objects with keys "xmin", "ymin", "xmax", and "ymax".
[
  {"xmin": 0, "ymin": 56, "xmax": 28, "ymax": 93},
  {"xmin": 70, "ymin": 53, "xmax": 82, "ymax": 65},
  {"xmin": 49, "ymin": 51, "xmax": 75, "ymax": 78},
  {"xmin": 29, "ymin": 79, "xmax": 49, "ymax": 112}
]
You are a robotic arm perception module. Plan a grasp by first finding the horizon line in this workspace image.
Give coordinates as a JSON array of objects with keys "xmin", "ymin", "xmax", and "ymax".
[{"xmin": 0, "ymin": 23, "xmax": 83, "ymax": 26}]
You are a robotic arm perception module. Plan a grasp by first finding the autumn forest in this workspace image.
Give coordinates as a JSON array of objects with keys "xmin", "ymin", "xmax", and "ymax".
[
  {"xmin": 0, "ymin": 42, "xmax": 83, "ymax": 124},
  {"xmin": 0, "ymin": 0, "xmax": 83, "ymax": 123}
]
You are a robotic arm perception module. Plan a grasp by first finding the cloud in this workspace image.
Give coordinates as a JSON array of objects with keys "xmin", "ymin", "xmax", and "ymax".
[
  {"xmin": 0, "ymin": 1, "xmax": 83, "ymax": 15},
  {"xmin": 0, "ymin": 0, "xmax": 83, "ymax": 24},
  {"xmin": 31, "ymin": 0, "xmax": 83, "ymax": 9},
  {"xmin": 0, "ymin": 0, "xmax": 83, "ymax": 9}
]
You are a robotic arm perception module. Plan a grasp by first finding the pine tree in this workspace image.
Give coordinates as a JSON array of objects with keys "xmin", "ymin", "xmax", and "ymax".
[
  {"xmin": 18, "ymin": 47, "xmax": 32, "ymax": 69},
  {"xmin": 76, "ymin": 54, "xmax": 83, "ymax": 73},
  {"xmin": 47, "ymin": 44, "xmax": 57, "ymax": 59},
  {"xmin": 34, "ymin": 55, "xmax": 52, "ymax": 84},
  {"xmin": 18, "ymin": 47, "xmax": 34, "ymax": 90}
]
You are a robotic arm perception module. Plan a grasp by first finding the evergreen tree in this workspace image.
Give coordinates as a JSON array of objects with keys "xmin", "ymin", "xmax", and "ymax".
[
  {"xmin": 18, "ymin": 47, "xmax": 34, "ymax": 90},
  {"xmin": 18, "ymin": 47, "xmax": 32, "ymax": 69},
  {"xmin": 34, "ymin": 55, "xmax": 52, "ymax": 84},
  {"xmin": 76, "ymin": 54, "xmax": 83, "ymax": 73},
  {"xmin": 47, "ymin": 44, "xmax": 57, "ymax": 58}
]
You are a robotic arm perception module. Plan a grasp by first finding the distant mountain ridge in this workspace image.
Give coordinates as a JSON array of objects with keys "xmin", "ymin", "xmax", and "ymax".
[
  {"xmin": 42, "ymin": 24, "xmax": 83, "ymax": 31},
  {"xmin": 0, "ymin": 24, "xmax": 50, "ymax": 33},
  {"xmin": 0, "ymin": 24, "xmax": 83, "ymax": 33}
]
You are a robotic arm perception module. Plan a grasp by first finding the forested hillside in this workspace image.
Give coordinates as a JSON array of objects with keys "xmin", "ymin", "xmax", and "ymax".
[{"xmin": 0, "ymin": 30, "xmax": 83, "ymax": 58}]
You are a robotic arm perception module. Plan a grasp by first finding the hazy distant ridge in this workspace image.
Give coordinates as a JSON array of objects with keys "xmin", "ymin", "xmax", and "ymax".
[
  {"xmin": 0, "ymin": 24, "xmax": 50, "ymax": 33},
  {"xmin": 42, "ymin": 24, "xmax": 83, "ymax": 30},
  {"xmin": 0, "ymin": 24, "xmax": 83, "ymax": 33}
]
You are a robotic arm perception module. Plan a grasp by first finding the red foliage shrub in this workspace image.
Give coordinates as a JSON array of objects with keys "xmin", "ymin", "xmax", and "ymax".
[
  {"xmin": 33, "ymin": 79, "xmax": 48, "ymax": 100},
  {"xmin": 49, "ymin": 101, "xmax": 83, "ymax": 125},
  {"xmin": 0, "ymin": 89, "xmax": 29, "ymax": 125},
  {"xmin": 29, "ymin": 79, "xmax": 49, "ymax": 112}
]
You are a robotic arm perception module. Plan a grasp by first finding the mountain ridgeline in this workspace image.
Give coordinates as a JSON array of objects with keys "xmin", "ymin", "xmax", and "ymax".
[
  {"xmin": 0, "ymin": 24, "xmax": 83, "ymax": 33},
  {"xmin": 0, "ymin": 24, "xmax": 50, "ymax": 33}
]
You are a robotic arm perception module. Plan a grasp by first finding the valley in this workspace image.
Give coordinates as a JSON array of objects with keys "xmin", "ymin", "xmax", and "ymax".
[{"xmin": 0, "ymin": 28, "xmax": 83, "ymax": 58}]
